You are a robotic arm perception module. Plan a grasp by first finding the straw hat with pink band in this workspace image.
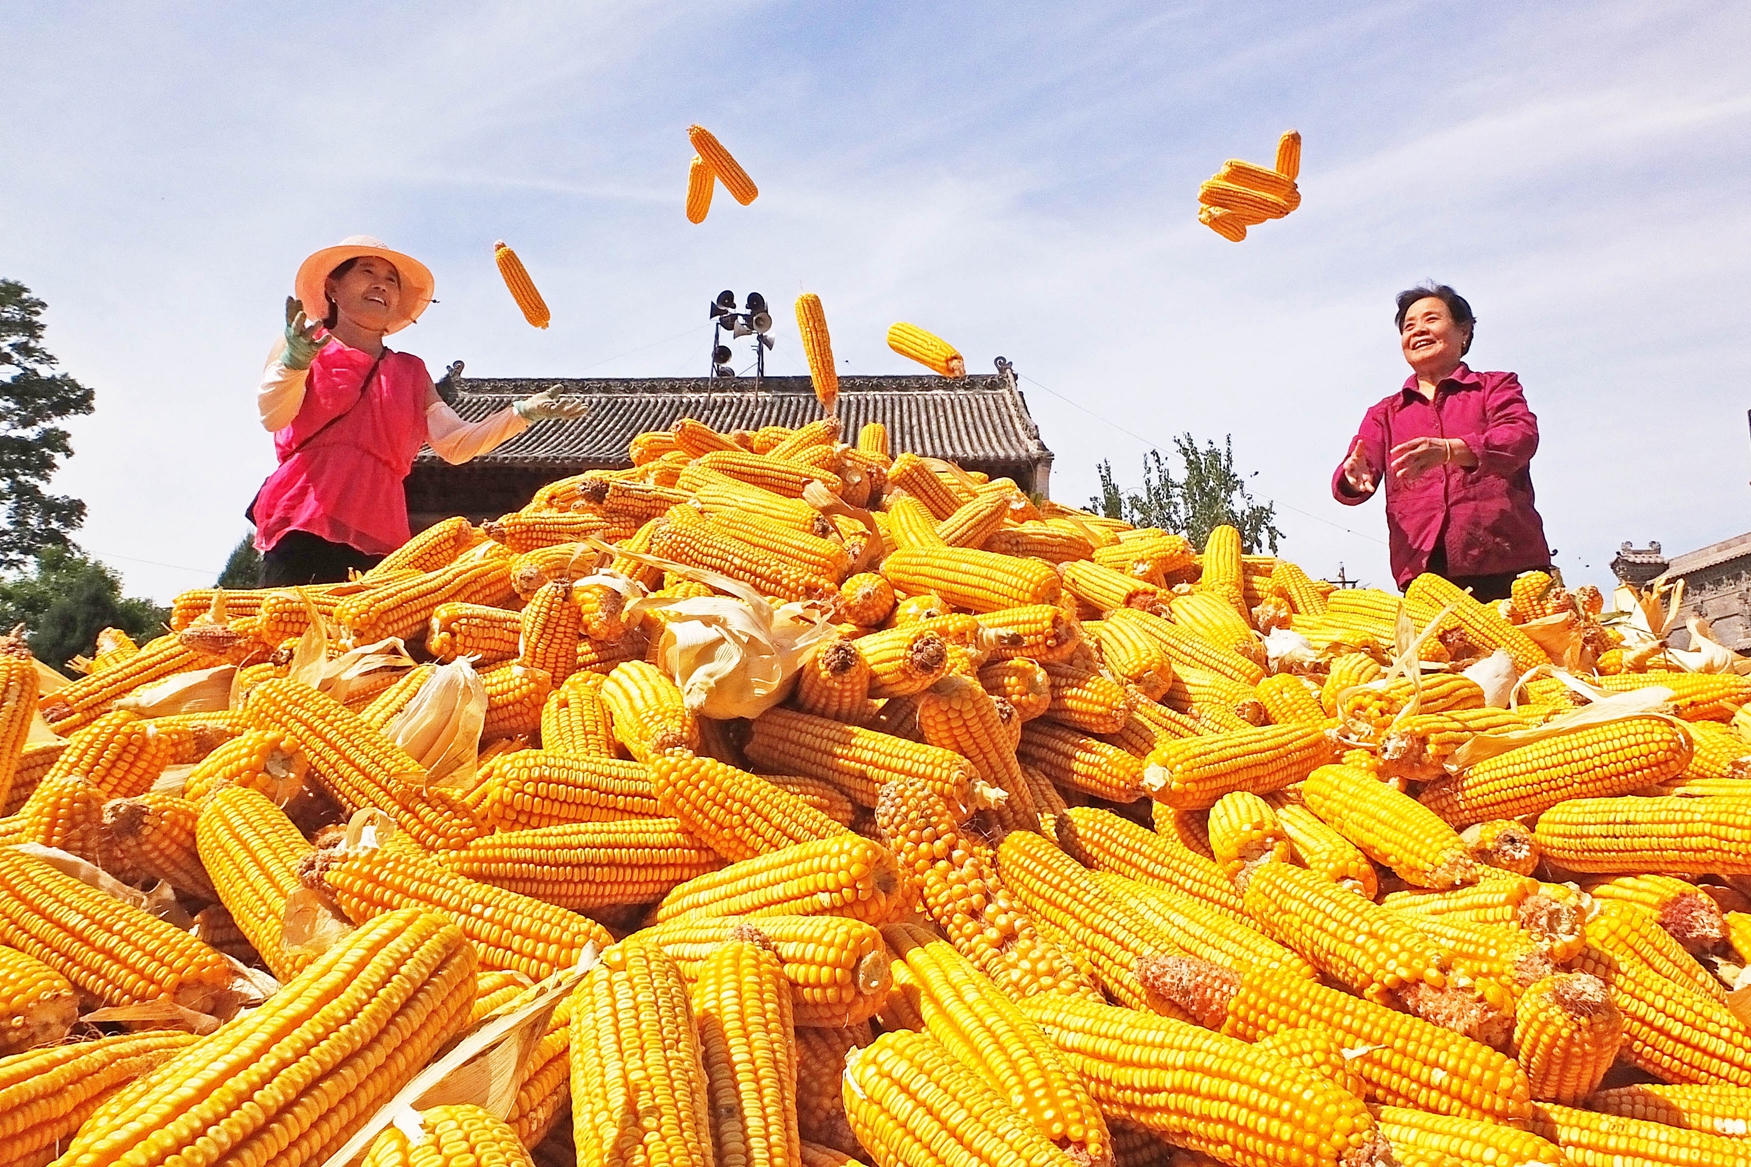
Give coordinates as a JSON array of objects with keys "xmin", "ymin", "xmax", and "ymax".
[{"xmin": 295, "ymin": 234, "xmax": 435, "ymax": 334}]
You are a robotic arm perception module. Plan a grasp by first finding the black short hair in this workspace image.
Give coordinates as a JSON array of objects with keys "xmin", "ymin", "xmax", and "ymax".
[
  {"xmin": 322, "ymin": 257, "xmax": 360, "ymax": 330},
  {"xmin": 1395, "ymin": 283, "xmax": 1475, "ymax": 355}
]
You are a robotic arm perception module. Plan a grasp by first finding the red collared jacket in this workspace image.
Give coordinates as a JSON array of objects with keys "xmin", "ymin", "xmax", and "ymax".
[{"xmin": 1331, "ymin": 363, "xmax": 1551, "ymax": 588}]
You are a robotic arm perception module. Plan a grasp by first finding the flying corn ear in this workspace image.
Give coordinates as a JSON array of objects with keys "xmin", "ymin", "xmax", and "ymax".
[
  {"xmin": 685, "ymin": 156, "xmax": 715, "ymax": 224},
  {"xmin": 887, "ymin": 323, "xmax": 965, "ymax": 378},
  {"xmin": 1198, "ymin": 130, "xmax": 1302, "ymax": 242},
  {"xmin": 795, "ymin": 293, "xmax": 837, "ymax": 415},
  {"xmin": 494, "ymin": 241, "xmax": 550, "ymax": 329},
  {"xmin": 688, "ymin": 124, "xmax": 758, "ymax": 206}
]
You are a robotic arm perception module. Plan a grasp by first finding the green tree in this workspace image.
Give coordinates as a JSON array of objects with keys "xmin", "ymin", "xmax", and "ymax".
[
  {"xmin": 0, "ymin": 281, "xmax": 95, "ymax": 570},
  {"xmin": 217, "ymin": 534, "xmax": 262, "ymax": 589},
  {"xmin": 1092, "ymin": 434, "xmax": 1282, "ymax": 553},
  {"xmin": 0, "ymin": 546, "xmax": 169, "ymax": 671}
]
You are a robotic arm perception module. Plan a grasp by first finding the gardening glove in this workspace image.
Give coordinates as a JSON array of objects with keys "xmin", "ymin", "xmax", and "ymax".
[
  {"xmin": 283, "ymin": 296, "xmax": 332, "ymax": 370},
  {"xmin": 513, "ymin": 385, "xmax": 588, "ymax": 422}
]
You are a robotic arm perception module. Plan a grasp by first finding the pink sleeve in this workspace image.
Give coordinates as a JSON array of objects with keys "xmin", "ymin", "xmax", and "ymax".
[
  {"xmin": 1331, "ymin": 402, "xmax": 1387, "ymax": 506},
  {"xmin": 1455, "ymin": 372, "xmax": 1539, "ymax": 478}
]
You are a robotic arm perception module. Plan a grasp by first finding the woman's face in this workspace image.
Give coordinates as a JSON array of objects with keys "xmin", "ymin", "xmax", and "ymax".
[
  {"xmin": 1399, "ymin": 296, "xmax": 1470, "ymax": 374},
  {"xmin": 326, "ymin": 256, "xmax": 402, "ymax": 332}
]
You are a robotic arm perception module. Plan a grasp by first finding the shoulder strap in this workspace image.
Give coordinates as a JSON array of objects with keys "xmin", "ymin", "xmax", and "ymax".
[{"xmin": 283, "ymin": 347, "xmax": 390, "ymax": 457}]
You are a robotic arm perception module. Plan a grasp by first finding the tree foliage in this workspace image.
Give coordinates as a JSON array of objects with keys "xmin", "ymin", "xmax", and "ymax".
[
  {"xmin": 1092, "ymin": 434, "xmax": 1282, "ymax": 554},
  {"xmin": 0, "ymin": 546, "xmax": 169, "ymax": 671},
  {"xmin": 0, "ymin": 280, "xmax": 95, "ymax": 570},
  {"xmin": 218, "ymin": 534, "xmax": 263, "ymax": 590}
]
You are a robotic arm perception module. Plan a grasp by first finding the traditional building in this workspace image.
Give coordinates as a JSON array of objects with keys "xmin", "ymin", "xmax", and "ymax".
[
  {"xmin": 407, "ymin": 365, "xmax": 1054, "ymax": 530},
  {"xmin": 1610, "ymin": 534, "xmax": 1751, "ymax": 652}
]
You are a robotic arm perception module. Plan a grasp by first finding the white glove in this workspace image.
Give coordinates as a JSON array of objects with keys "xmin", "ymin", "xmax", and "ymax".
[{"xmin": 513, "ymin": 385, "xmax": 587, "ymax": 422}]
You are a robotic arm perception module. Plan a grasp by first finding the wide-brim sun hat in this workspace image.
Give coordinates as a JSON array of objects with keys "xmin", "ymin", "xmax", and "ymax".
[{"xmin": 294, "ymin": 235, "xmax": 435, "ymax": 334}]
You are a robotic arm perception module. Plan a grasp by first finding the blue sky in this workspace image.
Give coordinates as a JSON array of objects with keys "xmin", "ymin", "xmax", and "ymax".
[{"xmin": 2, "ymin": 2, "xmax": 1747, "ymax": 600}]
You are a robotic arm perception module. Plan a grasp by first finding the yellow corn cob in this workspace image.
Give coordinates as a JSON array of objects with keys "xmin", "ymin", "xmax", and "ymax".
[
  {"xmin": 709, "ymin": 507, "xmax": 852, "ymax": 580},
  {"xmin": 916, "ymin": 675, "xmax": 1036, "ymax": 822},
  {"xmin": 576, "ymin": 626, "xmax": 650, "ymax": 675},
  {"xmin": 1529, "ymin": 1102, "xmax": 1747, "ymax": 1167},
  {"xmin": 795, "ymin": 635, "xmax": 874, "ymax": 722},
  {"xmin": 1169, "ymin": 590, "xmax": 1259, "ymax": 655},
  {"xmin": 1057, "ymin": 805, "xmax": 1246, "ymax": 919},
  {"xmin": 180, "ymin": 727, "xmax": 308, "ymax": 804},
  {"xmin": 1457, "ymin": 818, "xmax": 1540, "ymax": 877},
  {"xmin": 688, "ymin": 933, "xmax": 802, "ymax": 1167},
  {"xmin": 101, "ymin": 792, "xmax": 214, "ymax": 899},
  {"xmin": 570, "ymin": 939, "xmax": 714, "ymax": 1163},
  {"xmin": 1268, "ymin": 797, "xmax": 1379, "ymax": 897},
  {"xmin": 1338, "ymin": 674, "xmax": 1488, "ymax": 742},
  {"xmin": 974, "ymin": 659, "xmax": 1050, "ymax": 724},
  {"xmin": 1595, "ymin": 671, "xmax": 1751, "ymax": 721},
  {"xmin": 503, "ymin": 996, "xmax": 572, "ymax": 1150},
  {"xmin": 370, "ymin": 516, "xmax": 483, "ymax": 576},
  {"xmin": 1371, "ymin": 1107, "xmax": 1562, "ymax": 1167},
  {"xmin": 333, "ymin": 550, "xmax": 515, "ymax": 644},
  {"xmin": 539, "ymin": 670, "xmax": 617, "ymax": 757},
  {"xmin": 242, "ymin": 677, "xmax": 487, "ymax": 849},
  {"xmin": 650, "ymin": 751, "xmax": 846, "ymax": 860},
  {"xmin": 480, "ymin": 662, "xmax": 551, "ymax": 739},
  {"xmin": 836, "ymin": 572, "xmax": 895, "ymax": 627},
  {"xmin": 485, "ymin": 509, "xmax": 619, "ymax": 553},
  {"xmin": 467, "ymin": 969, "xmax": 535, "ymax": 1024},
  {"xmin": 0, "ymin": 847, "xmax": 231, "ymax": 1008},
  {"xmin": 1198, "ymin": 524, "xmax": 1243, "ymax": 594},
  {"xmin": 514, "ymin": 579, "xmax": 580, "ymax": 685},
  {"xmin": 874, "ymin": 778, "xmax": 1099, "ymax": 1002},
  {"xmin": 1061, "ymin": 559, "xmax": 1169, "ymax": 616},
  {"xmin": 62, "ymin": 908, "xmax": 477, "ymax": 1167},
  {"xmin": 1019, "ymin": 720, "xmax": 1146, "ymax": 802},
  {"xmin": 1206, "ymin": 789, "xmax": 1291, "ymax": 889},
  {"xmin": 1584, "ymin": 1083, "xmax": 1751, "ymax": 1138},
  {"xmin": 630, "ymin": 429, "xmax": 681, "ymax": 463},
  {"xmin": 1406, "ymin": 573, "xmax": 1549, "ymax": 672},
  {"xmin": 983, "ymin": 521, "xmax": 1095, "ymax": 564},
  {"xmin": 885, "ymin": 452, "xmax": 970, "ymax": 518},
  {"xmin": 0, "ymin": 944, "xmax": 75, "ymax": 1057},
  {"xmin": 361, "ymin": 1105, "xmax": 534, "ymax": 1167},
  {"xmin": 993, "ymin": 830, "xmax": 1184, "ymax": 1011},
  {"xmin": 304, "ymin": 843, "xmax": 611, "ymax": 979},
  {"xmin": 1199, "ymin": 178, "xmax": 1294, "ymax": 219},
  {"xmin": 685, "ymin": 154, "xmax": 714, "ymax": 222},
  {"xmin": 355, "ymin": 663, "xmax": 435, "ymax": 729},
  {"xmin": 1107, "ymin": 607, "xmax": 1265, "ymax": 684},
  {"xmin": 854, "ymin": 624, "xmax": 952, "ymax": 698},
  {"xmin": 760, "ymin": 772, "xmax": 857, "ymax": 825},
  {"xmin": 38, "ymin": 632, "xmax": 225, "ymax": 732},
  {"xmin": 1383, "ymin": 874, "xmax": 1586, "ymax": 962},
  {"xmin": 1534, "ymin": 795, "xmax": 1751, "ymax": 875},
  {"xmin": 1164, "ymin": 665, "xmax": 1267, "ymax": 726},
  {"xmin": 689, "ymin": 123, "xmax": 758, "ymax": 204},
  {"xmin": 1511, "ymin": 972, "xmax": 1622, "ymax": 1103},
  {"xmin": 1253, "ymin": 674, "xmax": 1327, "ymax": 727},
  {"xmin": 600, "ymin": 659, "xmax": 697, "ymax": 761},
  {"xmin": 1583, "ymin": 899, "xmax": 1726, "ymax": 1002},
  {"xmin": 495, "ymin": 240, "xmax": 550, "ymax": 328},
  {"xmin": 1139, "ymin": 955, "xmax": 1532, "ymax": 1121},
  {"xmin": 843, "ymin": 1028, "xmax": 1081, "ymax": 1167},
  {"xmin": 746, "ymin": 706, "xmax": 995, "ymax": 818},
  {"xmin": 645, "ymin": 914, "xmax": 891, "ymax": 1027},
  {"xmin": 1155, "ymin": 802, "xmax": 1216, "ymax": 858},
  {"xmin": 1275, "ymin": 130, "xmax": 1302, "ymax": 180},
  {"xmin": 796, "ymin": 1030, "xmax": 871, "ymax": 1160},
  {"xmin": 653, "ymin": 508, "xmax": 839, "ymax": 600},
  {"xmin": 1302, "ymin": 762, "xmax": 1478, "ymax": 887},
  {"xmin": 1583, "ymin": 874, "xmax": 1726, "ymax": 955},
  {"xmin": 34, "ymin": 709, "xmax": 170, "ymax": 801},
  {"xmin": 1421, "ymin": 715, "xmax": 1692, "ymax": 826},
  {"xmin": 0, "ymin": 1029, "xmax": 199, "ymax": 1167},
  {"xmin": 795, "ymin": 291, "xmax": 839, "ymax": 413},
  {"xmin": 933, "ymin": 492, "xmax": 1011, "ymax": 548},
  {"xmin": 196, "ymin": 785, "xmax": 344, "ymax": 980},
  {"xmin": 438, "ymin": 817, "xmax": 724, "ymax": 909},
  {"xmin": 1319, "ymin": 652, "xmax": 1384, "ymax": 714},
  {"xmin": 1088, "ymin": 617, "xmax": 1175, "ymax": 698},
  {"xmin": 1035, "ymin": 661, "xmax": 1132, "ymax": 735},
  {"xmin": 1267, "ymin": 560, "xmax": 1326, "ymax": 616},
  {"xmin": 0, "ymin": 638, "xmax": 36, "ymax": 814},
  {"xmin": 886, "ymin": 494, "xmax": 950, "ymax": 550},
  {"xmin": 1094, "ymin": 531, "xmax": 1197, "ymax": 584},
  {"xmin": 855, "ymin": 421, "xmax": 889, "ymax": 459},
  {"xmin": 10, "ymin": 773, "xmax": 106, "ymax": 865},
  {"xmin": 1141, "ymin": 724, "xmax": 1330, "ymax": 809},
  {"xmin": 87, "ymin": 626, "xmax": 142, "ymax": 671},
  {"xmin": 680, "ymin": 460, "xmax": 841, "ymax": 518},
  {"xmin": 886, "ymin": 322, "xmax": 965, "ymax": 378},
  {"xmin": 1020, "ymin": 993, "xmax": 1380, "ymax": 1167},
  {"xmin": 882, "ymin": 546, "xmax": 1061, "ymax": 613},
  {"xmin": 652, "ymin": 833, "xmax": 913, "ymax": 925},
  {"xmin": 981, "ymin": 604, "xmax": 1083, "ymax": 665},
  {"xmin": 883, "ymin": 923, "xmax": 1108, "ymax": 1164},
  {"xmin": 1091, "ymin": 870, "xmax": 1314, "ymax": 981},
  {"xmin": 2, "ymin": 740, "xmax": 65, "ymax": 816},
  {"xmin": 1388, "ymin": 909, "xmax": 1548, "ymax": 1020},
  {"xmin": 1253, "ymin": 1026, "xmax": 1368, "ymax": 1099}
]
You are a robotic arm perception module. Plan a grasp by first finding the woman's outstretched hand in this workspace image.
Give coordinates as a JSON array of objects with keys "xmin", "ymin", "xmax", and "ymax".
[
  {"xmin": 1341, "ymin": 439, "xmax": 1378, "ymax": 495},
  {"xmin": 513, "ymin": 385, "xmax": 588, "ymax": 422},
  {"xmin": 283, "ymin": 296, "xmax": 332, "ymax": 370}
]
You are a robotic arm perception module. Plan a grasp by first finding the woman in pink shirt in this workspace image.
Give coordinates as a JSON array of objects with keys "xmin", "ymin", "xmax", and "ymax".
[
  {"xmin": 1332, "ymin": 284, "xmax": 1551, "ymax": 601},
  {"xmin": 253, "ymin": 236, "xmax": 582, "ymax": 586}
]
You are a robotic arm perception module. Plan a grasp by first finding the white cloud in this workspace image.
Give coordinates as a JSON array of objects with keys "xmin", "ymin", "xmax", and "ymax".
[{"xmin": 1, "ymin": 1, "xmax": 1747, "ymax": 598}]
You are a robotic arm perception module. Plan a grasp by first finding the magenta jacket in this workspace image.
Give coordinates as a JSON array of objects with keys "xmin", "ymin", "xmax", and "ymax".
[{"xmin": 1332, "ymin": 364, "xmax": 1551, "ymax": 588}]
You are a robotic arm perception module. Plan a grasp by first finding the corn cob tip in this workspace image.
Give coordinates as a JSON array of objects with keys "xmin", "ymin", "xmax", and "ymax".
[
  {"xmin": 1135, "ymin": 953, "xmax": 1236, "ymax": 1027},
  {"xmin": 1658, "ymin": 891, "xmax": 1727, "ymax": 950},
  {"xmin": 1518, "ymin": 891, "xmax": 1583, "ymax": 955},
  {"xmin": 1393, "ymin": 980, "xmax": 1513, "ymax": 1048}
]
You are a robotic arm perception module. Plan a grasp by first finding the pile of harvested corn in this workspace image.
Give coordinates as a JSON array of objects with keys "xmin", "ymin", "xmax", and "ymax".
[{"xmin": 2, "ymin": 415, "xmax": 1749, "ymax": 1167}]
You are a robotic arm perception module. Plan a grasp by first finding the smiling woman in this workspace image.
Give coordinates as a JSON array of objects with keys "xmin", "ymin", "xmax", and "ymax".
[
  {"xmin": 249, "ymin": 236, "xmax": 587, "ymax": 586},
  {"xmin": 1331, "ymin": 283, "xmax": 1552, "ymax": 601}
]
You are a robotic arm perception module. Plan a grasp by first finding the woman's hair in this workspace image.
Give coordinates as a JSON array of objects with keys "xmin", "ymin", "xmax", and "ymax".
[
  {"xmin": 322, "ymin": 257, "xmax": 361, "ymax": 330},
  {"xmin": 1395, "ymin": 283, "xmax": 1475, "ymax": 354}
]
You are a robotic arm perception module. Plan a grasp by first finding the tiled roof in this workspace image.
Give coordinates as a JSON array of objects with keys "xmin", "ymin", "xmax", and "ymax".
[
  {"xmin": 1666, "ymin": 531, "xmax": 1751, "ymax": 578},
  {"xmin": 417, "ymin": 373, "xmax": 1053, "ymax": 468}
]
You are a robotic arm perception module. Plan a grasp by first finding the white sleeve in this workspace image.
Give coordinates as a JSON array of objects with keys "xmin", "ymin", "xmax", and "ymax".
[
  {"xmin": 258, "ymin": 338, "xmax": 308, "ymax": 431},
  {"xmin": 425, "ymin": 400, "xmax": 530, "ymax": 464}
]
